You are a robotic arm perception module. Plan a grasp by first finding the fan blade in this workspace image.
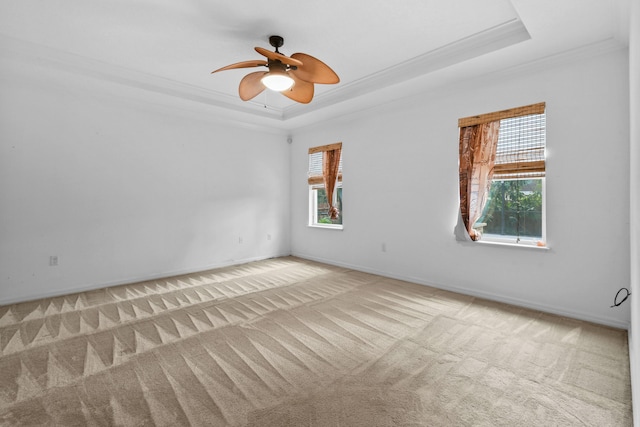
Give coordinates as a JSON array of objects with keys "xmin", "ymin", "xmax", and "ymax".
[
  {"xmin": 239, "ymin": 71, "xmax": 266, "ymax": 101},
  {"xmin": 254, "ymin": 47, "xmax": 303, "ymax": 67},
  {"xmin": 281, "ymin": 73, "xmax": 314, "ymax": 104},
  {"xmin": 290, "ymin": 53, "xmax": 339, "ymax": 84},
  {"xmin": 211, "ymin": 60, "xmax": 267, "ymax": 74}
]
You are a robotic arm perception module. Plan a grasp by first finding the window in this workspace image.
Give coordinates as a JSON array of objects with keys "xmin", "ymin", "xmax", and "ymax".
[
  {"xmin": 457, "ymin": 103, "xmax": 546, "ymax": 246},
  {"xmin": 308, "ymin": 143, "xmax": 343, "ymax": 228}
]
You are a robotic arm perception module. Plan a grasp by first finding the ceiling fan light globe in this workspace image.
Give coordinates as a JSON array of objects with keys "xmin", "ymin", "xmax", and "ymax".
[{"xmin": 261, "ymin": 73, "xmax": 294, "ymax": 91}]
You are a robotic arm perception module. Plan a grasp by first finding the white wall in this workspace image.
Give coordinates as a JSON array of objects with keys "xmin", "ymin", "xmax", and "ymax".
[
  {"xmin": 0, "ymin": 54, "xmax": 291, "ymax": 304},
  {"xmin": 628, "ymin": 0, "xmax": 639, "ymax": 422},
  {"xmin": 291, "ymin": 48, "xmax": 630, "ymax": 328}
]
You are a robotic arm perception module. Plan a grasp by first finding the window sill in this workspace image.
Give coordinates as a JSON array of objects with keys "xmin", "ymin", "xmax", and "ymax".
[
  {"xmin": 308, "ymin": 224, "xmax": 343, "ymax": 230},
  {"xmin": 474, "ymin": 240, "xmax": 549, "ymax": 250}
]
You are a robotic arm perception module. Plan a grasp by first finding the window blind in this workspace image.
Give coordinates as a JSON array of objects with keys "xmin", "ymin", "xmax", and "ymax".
[
  {"xmin": 458, "ymin": 102, "xmax": 545, "ymax": 127},
  {"xmin": 493, "ymin": 113, "xmax": 545, "ymax": 179},
  {"xmin": 308, "ymin": 143, "xmax": 343, "ymax": 185}
]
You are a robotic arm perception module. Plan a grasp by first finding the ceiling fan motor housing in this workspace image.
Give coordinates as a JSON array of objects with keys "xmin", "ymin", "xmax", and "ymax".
[{"xmin": 268, "ymin": 61, "xmax": 287, "ymax": 73}]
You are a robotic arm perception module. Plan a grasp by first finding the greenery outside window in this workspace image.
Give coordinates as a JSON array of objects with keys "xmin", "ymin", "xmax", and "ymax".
[{"xmin": 477, "ymin": 178, "xmax": 545, "ymax": 245}]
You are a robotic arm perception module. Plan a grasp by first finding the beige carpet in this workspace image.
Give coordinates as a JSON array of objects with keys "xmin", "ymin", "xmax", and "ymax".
[{"xmin": 0, "ymin": 257, "xmax": 632, "ymax": 426}]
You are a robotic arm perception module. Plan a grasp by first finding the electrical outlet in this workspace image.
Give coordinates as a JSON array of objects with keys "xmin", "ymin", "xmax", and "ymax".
[
  {"xmin": 381, "ymin": 243, "xmax": 386, "ymax": 252},
  {"xmin": 49, "ymin": 256, "xmax": 59, "ymax": 266},
  {"xmin": 267, "ymin": 234, "xmax": 271, "ymax": 241},
  {"xmin": 239, "ymin": 237, "xmax": 243, "ymax": 244}
]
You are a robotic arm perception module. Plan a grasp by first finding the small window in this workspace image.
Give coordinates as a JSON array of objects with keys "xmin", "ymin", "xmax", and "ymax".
[
  {"xmin": 457, "ymin": 103, "xmax": 546, "ymax": 246},
  {"xmin": 308, "ymin": 143, "xmax": 343, "ymax": 228}
]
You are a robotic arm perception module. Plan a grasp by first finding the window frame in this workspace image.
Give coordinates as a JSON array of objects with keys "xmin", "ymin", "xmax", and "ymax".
[
  {"xmin": 308, "ymin": 143, "xmax": 344, "ymax": 230},
  {"xmin": 308, "ymin": 183, "xmax": 343, "ymax": 230}
]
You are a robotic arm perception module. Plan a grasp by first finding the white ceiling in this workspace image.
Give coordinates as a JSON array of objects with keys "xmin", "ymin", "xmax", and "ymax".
[{"xmin": 0, "ymin": 0, "xmax": 630, "ymax": 130}]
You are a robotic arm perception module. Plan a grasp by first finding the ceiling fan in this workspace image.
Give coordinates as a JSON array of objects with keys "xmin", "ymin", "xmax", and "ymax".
[{"xmin": 211, "ymin": 35, "xmax": 339, "ymax": 104}]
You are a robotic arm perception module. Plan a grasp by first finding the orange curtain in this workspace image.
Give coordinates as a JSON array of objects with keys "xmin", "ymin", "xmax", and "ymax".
[
  {"xmin": 322, "ymin": 147, "xmax": 342, "ymax": 220},
  {"xmin": 458, "ymin": 121, "xmax": 500, "ymax": 241}
]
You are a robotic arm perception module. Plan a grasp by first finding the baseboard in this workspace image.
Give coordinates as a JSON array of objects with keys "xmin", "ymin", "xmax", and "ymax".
[
  {"xmin": 0, "ymin": 252, "xmax": 291, "ymax": 306},
  {"xmin": 5, "ymin": 252, "xmax": 629, "ymax": 331},
  {"xmin": 293, "ymin": 252, "xmax": 630, "ymax": 330}
]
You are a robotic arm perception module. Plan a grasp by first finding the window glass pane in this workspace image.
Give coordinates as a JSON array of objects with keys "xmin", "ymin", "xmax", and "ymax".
[
  {"xmin": 476, "ymin": 179, "xmax": 543, "ymax": 241},
  {"xmin": 315, "ymin": 187, "xmax": 343, "ymax": 225}
]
